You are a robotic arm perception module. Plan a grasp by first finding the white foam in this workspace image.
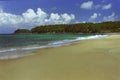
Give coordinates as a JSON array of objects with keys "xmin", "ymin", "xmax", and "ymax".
[
  {"xmin": 0, "ymin": 52, "xmax": 34, "ymax": 60},
  {"xmin": 49, "ymin": 35, "xmax": 108, "ymax": 46},
  {"xmin": 76, "ymin": 35, "xmax": 108, "ymax": 41},
  {"xmin": 21, "ymin": 46, "xmax": 48, "ymax": 50},
  {"xmin": 0, "ymin": 48, "xmax": 17, "ymax": 53}
]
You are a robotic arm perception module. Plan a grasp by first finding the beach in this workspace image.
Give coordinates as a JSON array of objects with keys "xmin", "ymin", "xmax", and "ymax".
[{"xmin": 0, "ymin": 35, "xmax": 120, "ymax": 80}]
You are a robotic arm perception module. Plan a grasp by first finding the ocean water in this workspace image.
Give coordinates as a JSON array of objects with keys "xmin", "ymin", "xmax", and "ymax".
[{"xmin": 0, "ymin": 34, "xmax": 107, "ymax": 59}]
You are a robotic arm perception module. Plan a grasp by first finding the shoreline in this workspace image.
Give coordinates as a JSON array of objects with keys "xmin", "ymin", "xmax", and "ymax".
[
  {"xmin": 0, "ymin": 34, "xmax": 108, "ymax": 60},
  {"xmin": 0, "ymin": 35, "xmax": 120, "ymax": 80}
]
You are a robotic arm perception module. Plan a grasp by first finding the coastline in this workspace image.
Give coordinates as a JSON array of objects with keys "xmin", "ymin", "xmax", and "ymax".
[
  {"xmin": 0, "ymin": 34, "xmax": 108, "ymax": 60},
  {"xmin": 0, "ymin": 34, "xmax": 120, "ymax": 80}
]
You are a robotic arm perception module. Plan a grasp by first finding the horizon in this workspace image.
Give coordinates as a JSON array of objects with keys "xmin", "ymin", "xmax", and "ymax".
[{"xmin": 0, "ymin": 0, "xmax": 120, "ymax": 33}]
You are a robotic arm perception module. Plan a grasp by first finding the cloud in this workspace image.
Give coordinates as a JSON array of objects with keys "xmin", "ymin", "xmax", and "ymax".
[
  {"xmin": 90, "ymin": 13, "xmax": 98, "ymax": 19},
  {"xmin": 89, "ymin": 13, "xmax": 101, "ymax": 21},
  {"xmin": 61, "ymin": 13, "xmax": 75, "ymax": 23},
  {"xmin": 80, "ymin": 1, "xmax": 112, "ymax": 10},
  {"xmin": 89, "ymin": 12, "xmax": 117, "ymax": 22},
  {"xmin": 102, "ymin": 4, "xmax": 112, "ymax": 10},
  {"xmin": 103, "ymin": 12, "xmax": 117, "ymax": 21},
  {"xmin": 46, "ymin": 13, "xmax": 75, "ymax": 24},
  {"xmin": 80, "ymin": 1, "xmax": 93, "ymax": 9},
  {"xmin": 0, "ymin": 8, "xmax": 75, "ymax": 33}
]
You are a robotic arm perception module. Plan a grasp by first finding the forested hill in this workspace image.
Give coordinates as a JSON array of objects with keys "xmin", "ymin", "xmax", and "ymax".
[{"xmin": 14, "ymin": 21, "xmax": 120, "ymax": 34}]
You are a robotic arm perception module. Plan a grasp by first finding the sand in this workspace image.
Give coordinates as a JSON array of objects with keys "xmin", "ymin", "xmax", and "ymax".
[{"xmin": 0, "ymin": 35, "xmax": 120, "ymax": 80}]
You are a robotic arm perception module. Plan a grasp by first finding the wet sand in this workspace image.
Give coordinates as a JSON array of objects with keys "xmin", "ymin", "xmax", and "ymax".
[{"xmin": 0, "ymin": 35, "xmax": 120, "ymax": 80}]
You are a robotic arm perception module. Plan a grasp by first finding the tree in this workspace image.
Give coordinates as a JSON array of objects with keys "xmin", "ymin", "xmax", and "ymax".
[{"xmin": 14, "ymin": 29, "xmax": 31, "ymax": 34}]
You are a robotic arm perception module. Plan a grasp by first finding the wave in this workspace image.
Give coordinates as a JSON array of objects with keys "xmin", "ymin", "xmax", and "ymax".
[
  {"xmin": 0, "ymin": 35, "xmax": 108, "ymax": 59},
  {"xmin": 49, "ymin": 35, "xmax": 108, "ymax": 46}
]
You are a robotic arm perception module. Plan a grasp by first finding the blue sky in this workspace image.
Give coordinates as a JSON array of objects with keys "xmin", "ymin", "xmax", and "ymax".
[{"xmin": 0, "ymin": 0, "xmax": 120, "ymax": 33}]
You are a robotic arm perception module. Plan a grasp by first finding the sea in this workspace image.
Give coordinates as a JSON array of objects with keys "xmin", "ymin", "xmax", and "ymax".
[{"xmin": 0, "ymin": 34, "xmax": 107, "ymax": 59}]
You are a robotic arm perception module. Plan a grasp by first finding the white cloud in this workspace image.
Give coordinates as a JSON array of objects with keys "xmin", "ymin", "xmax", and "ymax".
[
  {"xmin": 102, "ymin": 4, "xmax": 112, "ymax": 10},
  {"xmin": 80, "ymin": 1, "xmax": 93, "ymax": 9},
  {"xmin": 0, "ymin": 8, "xmax": 75, "ymax": 33},
  {"xmin": 61, "ymin": 13, "xmax": 75, "ymax": 23},
  {"xmin": 91, "ymin": 13, "xmax": 98, "ymax": 19},
  {"xmin": 44, "ymin": 13, "xmax": 75, "ymax": 24},
  {"xmin": 0, "ymin": 11, "xmax": 22, "ymax": 26},
  {"xmin": 50, "ymin": 13, "xmax": 60, "ymax": 20},
  {"xmin": 89, "ymin": 13, "xmax": 101, "ymax": 21},
  {"xmin": 80, "ymin": 1, "xmax": 112, "ymax": 10},
  {"xmin": 103, "ymin": 12, "xmax": 117, "ymax": 21}
]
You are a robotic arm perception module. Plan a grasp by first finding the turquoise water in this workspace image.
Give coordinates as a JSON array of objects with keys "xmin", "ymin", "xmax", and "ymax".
[
  {"xmin": 0, "ymin": 34, "xmax": 91, "ymax": 50},
  {"xmin": 0, "ymin": 34, "xmax": 107, "ymax": 59}
]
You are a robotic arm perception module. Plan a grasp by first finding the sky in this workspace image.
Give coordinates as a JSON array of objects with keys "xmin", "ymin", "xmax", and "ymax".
[{"xmin": 0, "ymin": 0, "xmax": 120, "ymax": 33}]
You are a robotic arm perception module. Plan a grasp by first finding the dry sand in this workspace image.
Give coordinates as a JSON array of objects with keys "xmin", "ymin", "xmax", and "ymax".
[{"xmin": 0, "ymin": 35, "xmax": 120, "ymax": 80}]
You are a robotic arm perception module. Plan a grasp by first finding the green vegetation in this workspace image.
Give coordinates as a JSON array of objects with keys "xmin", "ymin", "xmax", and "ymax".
[
  {"xmin": 14, "ymin": 21, "xmax": 120, "ymax": 34},
  {"xmin": 14, "ymin": 29, "xmax": 31, "ymax": 34}
]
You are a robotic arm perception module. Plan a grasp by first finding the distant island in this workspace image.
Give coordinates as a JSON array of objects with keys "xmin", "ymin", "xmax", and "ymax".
[{"xmin": 14, "ymin": 21, "xmax": 120, "ymax": 34}]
